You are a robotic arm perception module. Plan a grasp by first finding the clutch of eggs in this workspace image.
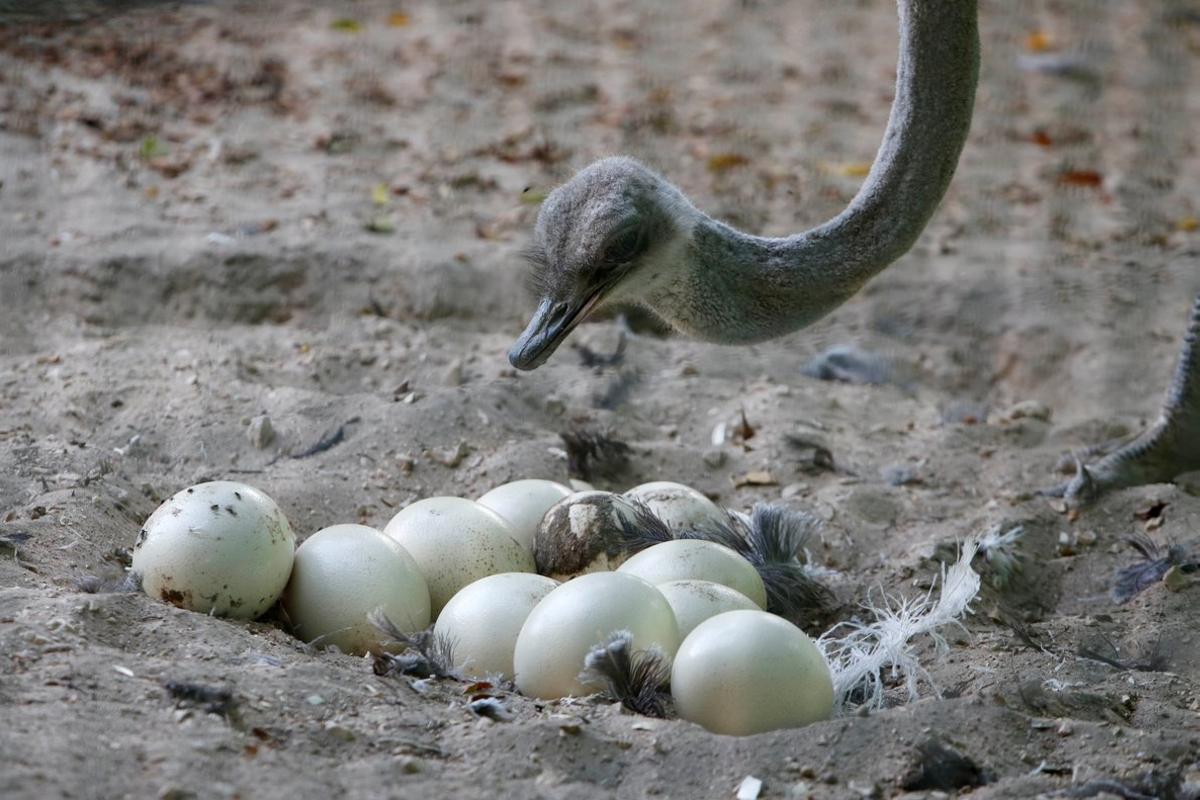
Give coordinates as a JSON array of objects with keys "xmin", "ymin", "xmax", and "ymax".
[{"xmin": 133, "ymin": 477, "xmax": 834, "ymax": 735}]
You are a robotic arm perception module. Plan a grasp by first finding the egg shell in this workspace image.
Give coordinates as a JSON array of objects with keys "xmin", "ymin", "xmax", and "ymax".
[
  {"xmin": 282, "ymin": 524, "xmax": 431, "ymax": 655},
  {"xmin": 384, "ymin": 496, "xmax": 534, "ymax": 614},
  {"xmin": 671, "ymin": 609, "xmax": 834, "ymax": 736},
  {"xmin": 513, "ymin": 571, "xmax": 679, "ymax": 700},
  {"xmin": 657, "ymin": 579, "xmax": 761, "ymax": 640},
  {"xmin": 623, "ymin": 481, "xmax": 724, "ymax": 534},
  {"xmin": 617, "ymin": 539, "xmax": 768, "ymax": 609},
  {"xmin": 533, "ymin": 490, "xmax": 648, "ymax": 580},
  {"xmin": 434, "ymin": 572, "xmax": 559, "ymax": 679},
  {"xmin": 476, "ymin": 479, "xmax": 573, "ymax": 551},
  {"xmin": 132, "ymin": 481, "xmax": 295, "ymax": 620}
]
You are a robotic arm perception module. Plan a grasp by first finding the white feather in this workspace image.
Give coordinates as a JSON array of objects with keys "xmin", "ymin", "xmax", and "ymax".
[{"xmin": 818, "ymin": 538, "xmax": 981, "ymax": 713}]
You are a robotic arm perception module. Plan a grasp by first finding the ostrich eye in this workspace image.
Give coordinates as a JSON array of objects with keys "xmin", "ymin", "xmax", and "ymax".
[{"xmin": 602, "ymin": 226, "xmax": 646, "ymax": 266}]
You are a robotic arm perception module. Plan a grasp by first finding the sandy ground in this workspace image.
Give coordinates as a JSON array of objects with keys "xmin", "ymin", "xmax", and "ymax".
[{"xmin": 2, "ymin": 1, "xmax": 1200, "ymax": 797}]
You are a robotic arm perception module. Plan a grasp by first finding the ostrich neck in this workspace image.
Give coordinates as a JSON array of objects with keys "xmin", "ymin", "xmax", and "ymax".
[{"xmin": 665, "ymin": 0, "xmax": 979, "ymax": 344}]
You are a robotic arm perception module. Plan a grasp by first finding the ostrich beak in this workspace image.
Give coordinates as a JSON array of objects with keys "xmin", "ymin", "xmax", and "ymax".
[{"xmin": 508, "ymin": 292, "xmax": 602, "ymax": 370}]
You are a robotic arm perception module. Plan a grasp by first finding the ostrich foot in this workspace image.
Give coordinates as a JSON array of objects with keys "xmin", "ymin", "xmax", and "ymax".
[{"xmin": 1043, "ymin": 291, "xmax": 1200, "ymax": 512}]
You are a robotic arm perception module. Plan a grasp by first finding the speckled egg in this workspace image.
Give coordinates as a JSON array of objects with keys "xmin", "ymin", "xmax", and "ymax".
[
  {"xmin": 623, "ymin": 481, "xmax": 725, "ymax": 534},
  {"xmin": 132, "ymin": 481, "xmax": 295, "ymax": 619},
  {"xmin": 282, "ymin": 524, "xmax": 431, "ymax": 655},
  {"xmin": 512, "ymin": 571, "xmax": 679, "ymax": 700},
  {"xmin": 656, "ymin": 579, "xmax": 761, "ymax": 640},
  {"xmin": 671, "ymin": 609, "xmax": 833, "ymax": 735},
  {"xmin": 384, "ymin": 496, "xmax": 534, "ymax": 614},
  {"xmin": 533, "ymin": 490, "xmax": 649, "ymax": 580},
  {"xmin": 434, "ymin": 572, "xmax": 559, "ymax": 679},
  {"xmin": 617, "ymin": 539, "xmax": 768, "ymax": 608},
  {"xmin": 476, "ymin": 479, "xmax": 573, "ymax": 551}
]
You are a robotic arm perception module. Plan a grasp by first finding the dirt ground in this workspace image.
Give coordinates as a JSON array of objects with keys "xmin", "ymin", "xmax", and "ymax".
[{"xmin": 2, "ymin": 1, "xmax": 1200, "ymax": 797}]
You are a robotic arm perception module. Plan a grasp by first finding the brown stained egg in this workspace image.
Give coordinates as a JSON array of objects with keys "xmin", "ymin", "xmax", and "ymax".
[
  {"xmin": 617, "ymin": 539, "xmax": 768, "ymax": 609},
  {"xmin": 656, "ymin": 579, "xmax": 760, "ymax": 640},
  {"xmin": 132, "ymin": 481, "xmax": 295, "ymax": 619},
  {"xmin": 433, "ymin": 572, "xmax": 559, "ymax": 679},
  {"xmin": 533, "ymin": 491, "xmax": 648, "ymax": 580},
  {"xmin": 384, "ymin": 496, "xmax": 534, "ymax": 614},
  {"xmin": 476, "ymin": 479, "xmax": 573, "ymax": 551},
  {"xmin": 282, "ymin": 524, "xmax": 431, "ymax": 655},
  {"xmin": 671, "ymin": 610, "xmax": 833, "ymax": 736},
  {"xmin": 623, "ymin": 481, "xmax": 724, "ymax": 535},
  {"xmin": 512, "ymin": 571, "xmax": 680, "ymax": 699}
]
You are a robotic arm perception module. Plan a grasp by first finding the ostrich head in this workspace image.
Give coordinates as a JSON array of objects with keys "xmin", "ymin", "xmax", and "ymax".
[{"xmin": 508, "ymin": 157, "xmax": 694, "ymax": 370}]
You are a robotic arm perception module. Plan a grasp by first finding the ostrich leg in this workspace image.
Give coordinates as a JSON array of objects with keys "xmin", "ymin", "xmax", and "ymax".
[{"xmin": 1047, "ymin": 291, "xmax": 1200, "ymax": 511}]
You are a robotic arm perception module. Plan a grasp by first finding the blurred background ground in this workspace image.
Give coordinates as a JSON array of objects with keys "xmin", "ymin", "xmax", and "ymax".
[{"xmin": 2, "ymin": 1, "xmax": 1200, "ymax": 798}]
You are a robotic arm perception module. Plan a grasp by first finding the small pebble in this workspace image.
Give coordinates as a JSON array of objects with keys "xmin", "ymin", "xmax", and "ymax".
[
  {"xmin": 324, "ymin": 723, "xmax": 355, "ymax": 741},
  {"xmin": 881, "ymin": 464, "xmax": 920, "ymax": 486},
  {"xmin": 736, "ymin": 775, "xmax": 763, "ymax": 800},
  {"xmin": 443, "ymin": 359, "xmax": 464, "ymax": 386},
  {"xmin": 1004, "ymin": 400, "xmax": 1052, "ymax": 423},
  {"xmin": 430, "ymin": 441, "xmax": 469, "ymax": 468}
]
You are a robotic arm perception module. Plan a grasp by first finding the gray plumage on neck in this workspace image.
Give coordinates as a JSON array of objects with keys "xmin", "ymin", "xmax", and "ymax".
[{"xmin": 510, "ymin": 0, "xmax": 979, "ymax": 369}]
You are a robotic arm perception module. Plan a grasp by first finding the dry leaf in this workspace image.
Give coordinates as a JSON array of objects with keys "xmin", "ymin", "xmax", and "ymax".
[
  {"xmin": 138, "ymin": 135, "xmax": 167, "ymax": 160},
  {"xmin": 1030, "ymin": 129, "xmax": 1053, "ymax": 147},
  {"xmin": 832, "ymin": 161, "xmax": 872, "ymax": 178},
  {"xmin": 371, "ymin": 183, "xmax": 390, "ymax": 206},
  {"xmin": 1176, "ymin": 216, "xmax": 1199, "ymax": 232},
  {"xmin": 732, "ymin": 408, "xmax": 756, "ymax": 443},
  {"xmin": 1025, "ymin": 31, "xmax": 1054, "ymax": 53},
  {"xmin": 732, "ymin": 470, "xmax": 777, "ymax": 488},
  {"xmin": 520, "ymin": 187, "xmax": 548, "ymax": 205},
  {"xmin": 1057, "ymin": 169, "xmax": 1103, "ymax": 188},
  {"xmin": 707, "ymin": 153, "xmax": 749, "ymax": 173},
  {"xmin": 388, "ymin": 12, "xmax": 411, "ymax": 27},
  {"xmin": 463, "ymin": 681, "xmax": 494, "ymax": 695},
  {"xmin": 365, "ymin": 215, "xmax": 395, "ymax": 234},
  {"xmin": 331, "ymin": 18, "xmax": 362, "ymax": 32}
]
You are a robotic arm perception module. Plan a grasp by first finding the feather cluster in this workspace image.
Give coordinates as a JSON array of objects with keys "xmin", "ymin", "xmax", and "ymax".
[
  {"xmin": 684, "ymin": 504, "xmax": 839, "ymax": 620},
  {"xmin": 369, "ymin": 609, "xmax": 459, "ymax": 679},
  {"xmin": 579, "ymin": 630, "xmax": 672, "ymax": 717},
  {"xmin": 559, "ymin": 427, "xmax": 632, "ymax": 482},
  {"xmin": 976, "ymin": 524, "xmax": 1025, "ymax": 589},
  {"xmin": 613, "ymin": 497, "xmax": 676, "ymax": 554},
  {"xmin": 818, "ymin": 539, "xmax": 981, "ymax": 713},
  {"xmin": 1111, "ymin": 533, "xmax": 1198, "ymax": 604}
]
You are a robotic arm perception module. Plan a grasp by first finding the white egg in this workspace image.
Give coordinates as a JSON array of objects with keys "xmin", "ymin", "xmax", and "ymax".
[
  {"xmin": 282, "ymin": 524, "xmax": 431, "ymax": 655},
  {"xmin": 623, "ymin": 481, "xmax": 724, "ymax": 534},
  {"xmin": 533, "ymin": 490, "xmax": 648, "ymax": 580},
  {"xmin": 617, "ymin": 539, "xmax": 768, "ymax": 609},
  {"xmin": 476, "ymin": 479, "xmax": 573, "ymax": 551},
  {"xmin": 434, "ymin": 572, "xmax": 559, "ymax": 679},
  {"xmin": 671, "ymin": 609, "xmax": 833, "ymax": 736},
  {"xmin": 132, "ymin": 481, "xmax": 294, "ymax": 620},
  {"xmin": 657, "ymin": 579, "xmax": 761, "ymax": 640},
  {"xmin": 513, "ymin": 571, "xmax": 679, "ymax": 700},
  {"xmin": 384, "ymin": 496, "xmax": 534, "ymax": 614}
]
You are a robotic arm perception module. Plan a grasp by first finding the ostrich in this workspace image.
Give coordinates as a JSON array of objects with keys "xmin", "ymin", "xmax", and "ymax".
[{"xmin": 508, "ymin": 0, "xmax": 1200, "ymax": 510}]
